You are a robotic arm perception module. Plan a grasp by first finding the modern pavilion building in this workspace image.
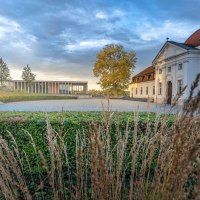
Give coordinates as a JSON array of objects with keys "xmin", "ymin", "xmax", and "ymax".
[
  {"xmin": 7, "ymin": 80, "xmax": 88, "ymax": 94},
  {"xmin": 130, "ymin": 29, "xmax": 200, "ymax": 104}
]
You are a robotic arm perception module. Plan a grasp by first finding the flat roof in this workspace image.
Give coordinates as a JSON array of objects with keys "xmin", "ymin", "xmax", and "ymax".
[{"xmin": 10, "ymin": 80, "xmax": 88, "ymax": 84}]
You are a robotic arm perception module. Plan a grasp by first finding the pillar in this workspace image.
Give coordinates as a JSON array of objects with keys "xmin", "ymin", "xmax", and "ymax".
[{"xmin": 38, "ymin": 82, "xmax": 40, "ymax": 93}]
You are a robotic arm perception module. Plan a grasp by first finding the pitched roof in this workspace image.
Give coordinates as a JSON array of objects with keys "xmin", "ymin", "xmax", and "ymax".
[
  {"xmin": 132, "ymin": 66, "xmax": 155, "ymax": 78},
  {"xmin": 168, "ymin": 41, "xmax": 199, "ymax": 50},
  {"xmin": 152, "ymin": 41, "xmax": 199, "ymax": 64}
]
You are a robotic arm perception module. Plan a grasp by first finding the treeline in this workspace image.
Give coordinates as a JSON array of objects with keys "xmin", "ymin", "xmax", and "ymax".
[{"xmin": 0, "ymin": 57, "xmax": 36, "ymax": 89}]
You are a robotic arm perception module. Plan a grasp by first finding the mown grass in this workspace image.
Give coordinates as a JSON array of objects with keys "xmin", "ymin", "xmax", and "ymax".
[{"xmin": 0, "ymin": 90, "xmax": 77, "ymax": 103}]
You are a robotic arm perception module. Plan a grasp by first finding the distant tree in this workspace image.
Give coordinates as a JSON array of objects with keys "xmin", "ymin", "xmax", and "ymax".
[
  {"xmin": 93, "ymin": 44, "xmax": 136, "ymax": 96},
  {"xmin": 0, "ymin": 58, "xmax": 11, "ymax": 87},
  {"xmin": 21, "ymin": 64, "xmax": 36, "ymax": 92}
]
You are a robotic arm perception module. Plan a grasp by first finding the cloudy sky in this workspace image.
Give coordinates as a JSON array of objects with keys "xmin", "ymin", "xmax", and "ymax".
[{"xmin": 0, "ymin": 0, "xmax": 199, "ymax": 89}]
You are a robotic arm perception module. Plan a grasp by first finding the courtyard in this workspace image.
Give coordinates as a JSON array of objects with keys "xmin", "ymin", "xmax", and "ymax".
[{"xmin": 0, "ymin": 98, "xmax": 177, "ymax": 113}]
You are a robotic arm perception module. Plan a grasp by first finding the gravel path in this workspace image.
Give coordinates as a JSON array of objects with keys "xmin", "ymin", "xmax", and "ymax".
[{"xmin": 0, "ymin": 99, "xmax": 177, "ymax": 113}]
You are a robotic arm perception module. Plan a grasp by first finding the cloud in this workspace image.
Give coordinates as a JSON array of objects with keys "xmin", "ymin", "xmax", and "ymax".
[
  {"xmin": 0, "ymin": 15, "xmax": 21, "ymax": 38},
  {"xmin": 138, "ymin": 20, "xmax": 198, "ymax": 42},
  {"xmin": 65, "ymin": 39, "xmax": 119, "ymax": 51},
  {"xmin": 95, "ymin": 11, "xmax": 108, "ymax": 19}
]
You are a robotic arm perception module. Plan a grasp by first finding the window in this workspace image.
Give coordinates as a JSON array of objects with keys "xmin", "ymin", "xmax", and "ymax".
[
  {"xmin": 168, "ymin": 66, "xmax": 171, "ymax": 72},
  {"xmin": 146, "ymin": 87, "xmax": 148, "ymax": 95},
  {"xmin": 136, "ymin": 88, "xmax": 137, "ymax": 95},
  {"xmin": 140, "ymin": 87, "xmax": 143, "ymax": 95},
  {"xmin": 159, "ymin": 69, "xmax": 162, "ymax": 74},
  {"xmin": 159, "ymin": 82, "xmax": 162, "ymax": 95},
  {"xmin": 148, "ymin": 74, "xmax": 151, "ymax": 80},
  {"xmin": 177, "ymin": 79, "xmax": 183, "ymax": 94},
  {"xmin": 178, "ymin": 63, "xmax": 183, "ymax": 70},
  {"xmin": 153, "ymin": 86, "xmax": 155, "ymax": 95}
]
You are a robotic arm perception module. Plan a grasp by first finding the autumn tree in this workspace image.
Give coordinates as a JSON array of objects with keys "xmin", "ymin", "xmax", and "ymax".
[
  {"xmin": 0, "ymin": 58, "xmax": 11, "ymax": 87},
  {"xmin": 21, "ymin": 64, "xmax": 36, "ymax": 92},
  {"xmin": 93, "ymin": 44, "xmax": 136, "ymax": 96}
]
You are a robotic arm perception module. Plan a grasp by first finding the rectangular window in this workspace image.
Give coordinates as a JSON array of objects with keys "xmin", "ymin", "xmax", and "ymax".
[
  {"xmin": 140, "ymin": 87, "xmax": 142, "ymax": 95},
  {"xmin": 168, "ymin": 66, "xmax": 171, "ymax": 72},
  {"xmin": 178, "ymin": 63, "xmax": 183, "ymax": 70},
  {"xmin": 159, "ymin": 69, "xmax": 162, "ymax": 74},
  {"xmin": 177, "ymin": 79, "xmax": 183, "ymax": 94},
  {"xmin": 136, "ymin": 88, "xmax": 137, "ymax": 95},
  {"xmin": 146, "ymin": 87, "xmax": 148, "ymax": 95},
  {"xmin": 153, "ymin": 86, "xmax": 155, "ymax": 95},
  {"xmin": 159, "ymin": 82, "xmax": 162, "ymax": 95}
]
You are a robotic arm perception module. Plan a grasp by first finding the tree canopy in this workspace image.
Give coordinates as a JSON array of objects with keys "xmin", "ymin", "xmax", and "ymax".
[
  {"xmin": 22, "ymin": 65, "xmax": 36, "ymax": 92},
  {"xmin": 93, "ymin": 44, "xmax": 136, "ymax": 96},
  {"xmin": 0, "ymin": 58, "xmax": 11, "ymax": 87}
]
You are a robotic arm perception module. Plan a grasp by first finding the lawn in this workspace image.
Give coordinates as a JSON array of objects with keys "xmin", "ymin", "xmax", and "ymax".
[{"xmin": 0, "ymin": 90, "xmax": 77, "ymax": 102}]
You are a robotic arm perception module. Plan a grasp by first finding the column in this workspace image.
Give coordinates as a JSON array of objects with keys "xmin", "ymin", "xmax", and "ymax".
[
  {"xmin": 65, "ymin": 82, "xmax": 66, "ymax": 94},
  {"xmin": 34, "ymin": 82, "xmax": 36, "ymax": 93},
  {"xmin": 38, "ymin": 82, "xmax": 40, "ymax": 93},
  {"xmin": 48, "ymin": 82, "xmax": 49, "ymax": 94},
  {"xmin": 42, "ymin": 82, "xmax": 44, "ymax": 94}
]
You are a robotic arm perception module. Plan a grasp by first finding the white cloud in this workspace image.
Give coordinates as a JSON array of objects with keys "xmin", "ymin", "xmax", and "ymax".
[
  {"xmin": 138, "ymin": 20, "xmax": 197, "ymax": 42},
  {"xmin": 0, "ymin": 15, "xmax": 21, "ymax": 38},
  {"xmin": 0, "ymin": 15, "xmax": 38, "ymax": 52},
  {"xmin": 95, "ymin": 9, "xmax": 125, "ymax": 20},
  {"xmin": 11, "ymin": 41, "xmax": 32, "ymax": 51},
  {"xmin": 65, "ymin": 39, "xmax": 119, "ymax": 51},
  {"xmin": 112, "ymin": 9, "xmax": 125, "ymax": 17},
  {"xmin": 95, "ymin": 11, "xmax": 108, "ymax": 19}
]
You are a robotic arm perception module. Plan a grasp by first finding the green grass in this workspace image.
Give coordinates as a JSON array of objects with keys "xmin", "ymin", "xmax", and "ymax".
[{"xmin": 0, "ymin": 90, "xmax": 77, "ymax": 102}]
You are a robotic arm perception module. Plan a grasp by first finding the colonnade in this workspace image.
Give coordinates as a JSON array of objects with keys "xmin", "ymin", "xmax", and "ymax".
[{"xmin": 12, "ymin": 81, "xmax": 88, "ymax": 94}]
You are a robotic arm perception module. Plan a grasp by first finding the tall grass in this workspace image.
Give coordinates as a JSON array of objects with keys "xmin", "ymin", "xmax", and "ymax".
[{"xmin": 0, "ymin": 76, "xmax": 200, "ymax": 199}]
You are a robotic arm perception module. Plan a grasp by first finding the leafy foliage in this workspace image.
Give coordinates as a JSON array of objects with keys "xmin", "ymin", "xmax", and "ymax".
[
  {"xmin": 21, "ymin": 64, "xmax": 36, "ymax": 91},
  {"xmin": 0, "ymin": 57, "xmax": 11, "ymax": 87},
  {"xmin": 93, "ymin": 44, "xmax": 136, "ymax": 96}
]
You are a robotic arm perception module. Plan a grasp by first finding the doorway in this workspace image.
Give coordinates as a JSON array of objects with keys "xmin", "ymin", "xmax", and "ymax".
[{"xmin": 167, "ymin": 81, "xmax": 172, "ymax": 104}]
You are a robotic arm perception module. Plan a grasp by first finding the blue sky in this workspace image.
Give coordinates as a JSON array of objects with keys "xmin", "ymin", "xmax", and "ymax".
[{"xmin": 0, "ymin": 0, "xmax": 199, "ymax": 89}]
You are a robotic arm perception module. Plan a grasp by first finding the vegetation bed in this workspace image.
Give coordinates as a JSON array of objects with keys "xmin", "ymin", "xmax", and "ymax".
[
  {"xmin": 0, "ymin": 111, "xmax": 199, "ymax": 200},
  {"xmin": 0, "ymin": 90, "xmax": 77, "ymax": 102}
]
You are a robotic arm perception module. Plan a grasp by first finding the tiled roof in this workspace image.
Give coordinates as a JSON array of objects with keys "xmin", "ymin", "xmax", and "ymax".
[
  {"xmin": 133, "ymin": 66, "xmax": 155, "ymax": 78},
  {"xmin": 184, "ymin": 29, "xmax": 200, "ymax": 47},
  {"xmin": 131, "ymin": 66, "xmax": 155, "ymax": 83}
]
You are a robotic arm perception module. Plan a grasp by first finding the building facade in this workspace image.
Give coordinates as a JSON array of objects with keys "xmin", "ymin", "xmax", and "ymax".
[
  {"xmin": 7, "ymin": 80, "xmax": 88, "ymax": 94},
  {"xmin": 130, "ymin": 29, "xmax": 200, "ymax": 104},
  {"xmin": 130, "ymin": 66, "xmax": 155, "ymax": 101}
]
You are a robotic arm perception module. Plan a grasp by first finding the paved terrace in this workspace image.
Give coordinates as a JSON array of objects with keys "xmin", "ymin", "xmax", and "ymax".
[{"xmin": 0, "ymin": 99, "xmax": 178, "ymax": 114}]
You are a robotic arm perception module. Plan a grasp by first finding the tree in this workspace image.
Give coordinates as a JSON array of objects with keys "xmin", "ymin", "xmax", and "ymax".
[
  {"xmin": 21, "ymin": 64, "xmax": 36, "ymax": 92},
  {"xmin": 0, "ymin": 58, "xmax": 11, "ymax": 87},
  {"xmin": 93, "ymin": 44, "xmax": 136, "ymax": 96}
]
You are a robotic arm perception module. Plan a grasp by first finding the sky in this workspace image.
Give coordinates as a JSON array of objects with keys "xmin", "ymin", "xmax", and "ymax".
[{"xmin": 0, "ymin": 0, "xmax": 199, "ymax": 89}]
